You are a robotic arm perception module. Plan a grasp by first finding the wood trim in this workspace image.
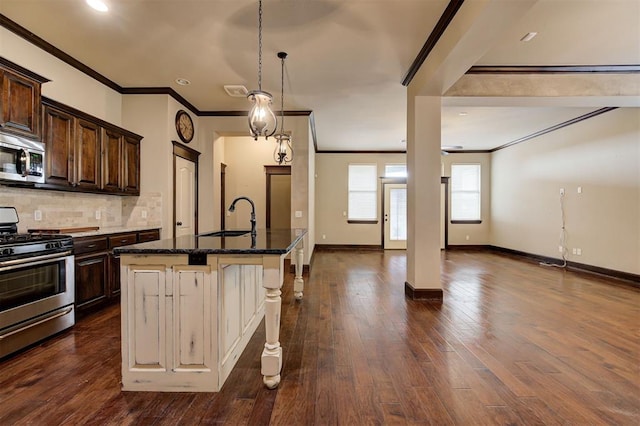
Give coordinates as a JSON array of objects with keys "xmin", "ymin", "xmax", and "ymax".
[
  {"xmin": 449, "ymin": 245, "xmax": 640, "ymax": 286},
  {"xmin": 0, "ymin": 56, "xmax": 50, "ymax": 83},
  {"xmin": 404, "ymin": 282, "xmax": 444, "ymax": 301},
  {"xmin": 197, "ymin": 110, "xmax": 312, "ymax": 117},
  {"xmin": 309, "ymin": 112, "xmax": 318, "ymax": 153},
  {"xmin": 318, "ymin": 150, "xmax": 406, "ymax": 154},
  {"xmin": 314, "ymin": 244, "xmax": 382, "ymax": 251},
  {"xmin": 446, "ymin": 244, "xmax": 487, "ymax": 251},
  {"xmin": 401, "ymin": 0, "xmax": 465, "ymax": 86},
  {"xmin": 451, "ymin": 220, "xmax": 482, "ymax": 224},
  {"xmin": 172, "ymin": 141, "xmax": 200, "ymax": 237},
  {"xmin": 441, "ymin": 176, "xmax": 449, "ymax": 249},
  {"xmin": 467, "ymin": 65, "xmax": 640, "ymax": 74},
  {"xmin": 121, "ymin": 87, "xmax": 199, "ymax": 116},
  {"xmin": 265, "ymin": 165, "xmax": 291, "ymax": 229},
  {"xmin": 490, "ymin": 107, "xmax": 617, "ymax": 152},
  {"xmin": 42, "ymin": 97, "xmax": 143, "ymax": 139},
  {"xmin": 220, "ymin": 163, "xmax": 226, "ymax": 230},
  {"xmin": 0, "ymin": 14, "xmax": 121, "ymax": 92},
  {"xmin": 171, "ymin": 140, "xmax": 200, "ymax": 162},
  {"xmin": 443, "ymin": 149, "xmax": 492, "ymax": 154}
]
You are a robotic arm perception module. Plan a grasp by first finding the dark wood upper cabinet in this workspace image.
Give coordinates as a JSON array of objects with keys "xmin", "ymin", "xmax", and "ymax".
[
  {"xmin": 102, "ymin": 127, "xmax": 123, "ymax": 192},
  {"xmin": 41, "ymin": 97, "xmax": 142, "ymax": 195},
  {"xmin": 0, "ymin": 60, "xmax": 49, "ymax": 140},
  {"xmin": 123, "ymin": 136, "xmax": 140, "ymax": 194},
  {"xmin": 43, "ymin": 104, "xmax": 74, "ymax": 186},
  {"xmin": 75, "ymin": 118, "xmax": 101, "ymax": 190}
]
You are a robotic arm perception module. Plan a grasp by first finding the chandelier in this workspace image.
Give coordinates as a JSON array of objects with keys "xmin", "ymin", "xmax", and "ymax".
[
  {"xmin": 247, "ymin": 0, "xmax": 277, "ymax": 140},
  {"xmin": 274, "ymin": 51, "xmax": 293, "ymax": 165}
]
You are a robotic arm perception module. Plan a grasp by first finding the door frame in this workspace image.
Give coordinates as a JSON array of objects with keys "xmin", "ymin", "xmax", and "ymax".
[
  {"xmin": 220, "ymin": 163, "xmax": 227, "ymax": 229},
  {"xmin": 441, "ymin": 176, "xmax": 449, "ymax": 250},
  {"xmin": 381, "ymin": 177, "xmax": 449, "ymax": 250},
  {"xmin": 264, "ymin": 165, "xmax": 291, "ymax": 228},
  {"xmin": 172, "ymin": 140, "xmax": 200, "ymax": 237}
]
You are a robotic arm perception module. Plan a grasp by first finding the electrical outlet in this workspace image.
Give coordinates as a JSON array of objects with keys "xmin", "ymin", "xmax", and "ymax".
[
  {"xmin": 141, "ymin": 210, "xmax": 148, "ymax": 219},
  {"xmin": 576, "ymin": 248, "xmax": 582, "ymax": 256},
  {"xmin": 560, "ymin": 188, "xmax": 565, "ymax": 195},
  {"xmin": 322, "ymin": 234, "xmax": 326, "ymax": 240},
  {"xmin": 34, "ymin": 210, "xmax": 42, "ymax": 221},
  {"xmin": 577, "ymin": 186, "xmax": 582, "ymax": 194},
  {"xmin": 559, "ymin": 245, "xmax": 564, "ymax": 253},
  {"xmin": 465, "ymin": 235, "xmax": 470, "ymax": 241},
  {"xmin": 95, "ymin": 210, "xmax": 101, "ymax": 220},
  {"xmin": 572, "ymin": 248, "xmax": 577, "ymax": 255},
  {"xmin": 295, "ymin": 210, "xmax": 303, "ymax": 218}
]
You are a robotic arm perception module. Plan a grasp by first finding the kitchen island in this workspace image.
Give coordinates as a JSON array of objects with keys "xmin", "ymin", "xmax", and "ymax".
[{"xmin": 113, "ymin": 228, "xmax": 306, "ymax": 392}]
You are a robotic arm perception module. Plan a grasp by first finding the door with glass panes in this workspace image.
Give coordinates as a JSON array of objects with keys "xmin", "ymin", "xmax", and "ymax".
[{"xmin": 383, "ymin": 183, "xmax": 407, "ymax": 249}]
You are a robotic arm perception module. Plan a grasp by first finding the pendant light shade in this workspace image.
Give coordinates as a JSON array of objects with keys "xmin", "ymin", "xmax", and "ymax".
[
  {"xmin": 248, "ymin": 0, "xmax": 276, "ymax": 140},
  {"xmin": 273, "ymin": 51, "xmax": 293, "ymax": 164},
  {"xmin": 248, "ymin": 90, "xmax": 277, "ymax": 139}
]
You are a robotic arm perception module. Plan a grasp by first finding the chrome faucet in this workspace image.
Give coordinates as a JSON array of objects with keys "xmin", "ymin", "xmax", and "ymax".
[{"xmin": 228, "ymin": 196, "xmax": 257, "ymax": 237}]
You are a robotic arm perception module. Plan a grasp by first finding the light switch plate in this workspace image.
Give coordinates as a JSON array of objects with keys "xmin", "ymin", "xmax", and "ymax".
[{"xmin": 295, "ymin": 211, "xmax": 302, "ymax": 218}]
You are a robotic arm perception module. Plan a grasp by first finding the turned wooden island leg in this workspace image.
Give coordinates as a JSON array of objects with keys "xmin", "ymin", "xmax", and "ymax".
[
  {"xmin": 261, "ymin": 256, "xmax": 283, "ymax": 388},
  {"xmin": 293, "ymin": 244, "xmax": 304, "ymax": 300}
]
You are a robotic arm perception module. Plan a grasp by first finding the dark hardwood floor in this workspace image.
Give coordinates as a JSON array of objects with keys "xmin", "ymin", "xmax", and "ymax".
[{"xmin": 1, "ymin": 249, "xmax": 638, "ymax": 425}]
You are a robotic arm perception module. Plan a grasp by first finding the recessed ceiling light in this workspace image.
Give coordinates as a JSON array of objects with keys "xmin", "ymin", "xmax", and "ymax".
[
  {"xmin": 86, "ymin": 0, "xmax": 108, "ymax": 12},
  {"xmin": 176, "ymin": 78, "xmax": 191, "ymax": 86},
  {"xmin": 520, "ymin": 32, "xmax": 537, "ymax": 42},
  {"xmin": 458, "ymin": 112, "xmax": 468, "ymax": 116}
]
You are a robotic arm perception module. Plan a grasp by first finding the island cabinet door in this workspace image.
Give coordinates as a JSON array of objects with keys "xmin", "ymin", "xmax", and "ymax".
[
  {"xmin": 122, "ymin": 265, "xmax": 168, "ymax": 375},
  {"xmin": 172, "ymin": 267, "xmax": 216, "ymax": 373}
]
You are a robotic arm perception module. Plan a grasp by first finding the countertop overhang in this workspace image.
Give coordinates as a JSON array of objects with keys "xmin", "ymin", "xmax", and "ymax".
[{"xmin": 113, "ymin": 228, "xmax": 306, "ymax": 255}]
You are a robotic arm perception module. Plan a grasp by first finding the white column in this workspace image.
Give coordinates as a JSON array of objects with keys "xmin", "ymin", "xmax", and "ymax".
[
  {"xmin": 293, "ymin": 242, "xmax": 304, "ymax": 300},
  {"xmin": 406, "ymin": 96, "xmax": 442, "ymax": 299},
  {"xmin": 261, "ymin": 256, "xmax": 283, "ymax": 388}
]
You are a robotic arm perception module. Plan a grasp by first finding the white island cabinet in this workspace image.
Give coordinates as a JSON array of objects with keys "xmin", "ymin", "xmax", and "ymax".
[{"xmin": 115, "ymin": 229, "xmax": 306, "ymax": 392}]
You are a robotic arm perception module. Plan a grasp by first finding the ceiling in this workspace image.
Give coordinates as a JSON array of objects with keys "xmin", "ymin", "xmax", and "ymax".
[{"xmin": 0, "ymin": 0, "xmax": 638, "ymax": 152}]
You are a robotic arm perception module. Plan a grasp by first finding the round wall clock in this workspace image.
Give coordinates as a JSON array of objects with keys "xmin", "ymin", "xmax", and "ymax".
[{"xmin": 175, "ymin": 110, "xmax": 194, "ymax": 143}]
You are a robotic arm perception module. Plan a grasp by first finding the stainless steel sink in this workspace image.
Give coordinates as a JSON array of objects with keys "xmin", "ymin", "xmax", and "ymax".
[{"xmin": 198, "ymin": 230, "xmax": 251, "ymax": 237}]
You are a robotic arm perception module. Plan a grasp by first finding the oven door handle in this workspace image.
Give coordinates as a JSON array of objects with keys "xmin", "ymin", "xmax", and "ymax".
[
  {"xmin": 0, "ymin": 307, "xmax": 73, "ymax": 341},
  {"xmin": 0, "ymin": 250, "xmax": 73, "ymax": 270}
]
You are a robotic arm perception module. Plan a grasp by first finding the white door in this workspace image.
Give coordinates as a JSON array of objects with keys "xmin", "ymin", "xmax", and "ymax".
[
  {"xmin": 175, "ymin": 156, "xmax": 196, "ymax": 237},
  {"xmin": 383, "ymin": 184, "xmax": 407, "ymax": 249}
]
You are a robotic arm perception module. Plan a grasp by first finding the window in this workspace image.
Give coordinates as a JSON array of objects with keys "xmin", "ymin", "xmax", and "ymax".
[
  {"xmin": 348, "ymin": 164, "xmax": 377, "ymax": 221},
  {"xmin": 451, "ymin": 164, "xmax": 481, "ymax": 222},
  {"xmin": 384, "ymin": 164, "xmax": 407, "ymax": 178}
]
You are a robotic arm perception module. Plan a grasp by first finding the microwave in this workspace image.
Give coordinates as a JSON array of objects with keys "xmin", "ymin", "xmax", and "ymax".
[{"xmin": 0, "ymin": 132, "xmax": 45, "ymax": 184}]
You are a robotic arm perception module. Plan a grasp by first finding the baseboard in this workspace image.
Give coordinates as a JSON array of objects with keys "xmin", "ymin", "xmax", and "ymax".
[
  {"xmin": 314, "ymin": 244, "xmax": 383, "ymax": 251},
  {"xmin": 284, "ymin": 259, "xmax": 310, "ymax": 275},
  {"xmin": 482, "ymin": 245, "xmax": 639, "ymax": 286},
  {"xmin": 404, "ymin": 282, "xmax": 444, "ymax": 301},
  {"xmin": 446, "ymin": 245, "xmax": 486, "ymax": 251}
]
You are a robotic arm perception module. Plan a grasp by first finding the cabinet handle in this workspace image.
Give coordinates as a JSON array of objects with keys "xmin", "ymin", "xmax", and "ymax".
[
  {"xmin": 120, "ymin": 239, "xmax": 128, "ymax": 243},
  {"xmin": 176, "ymin": 222, "xmax": 183, "ymax": 226},
  {"xmin": 87, "ymin": 244, "xmax": 97, "ymax": 248}
]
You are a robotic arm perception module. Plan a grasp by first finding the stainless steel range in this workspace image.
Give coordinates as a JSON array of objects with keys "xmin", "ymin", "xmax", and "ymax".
[{"xmin": 0, "ymin": 207, "xmax": 75, "ymax": 358}]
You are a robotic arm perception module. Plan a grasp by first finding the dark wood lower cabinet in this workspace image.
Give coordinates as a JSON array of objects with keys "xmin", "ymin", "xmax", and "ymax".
[
  {"xmin": 74, "ymin": 228, "xmax": 160, "ymax": 318},
  {"xmin": 75, "ymin": 252, "xmax": 109, "ymax": 313}
]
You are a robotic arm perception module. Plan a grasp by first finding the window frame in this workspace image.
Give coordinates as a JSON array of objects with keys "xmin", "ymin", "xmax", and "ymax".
[
  {"xmin": 450, "ymin": 163, "xmax": 482, "ymax": 224},
  {"xmin": 347, "ymin": 163, "xmax": 378, "ymax": 224}
]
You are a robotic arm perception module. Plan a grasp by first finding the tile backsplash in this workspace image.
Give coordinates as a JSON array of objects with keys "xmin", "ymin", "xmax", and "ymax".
[{"xmin": 0, "ymin": 186, "xmax": 162, "ymax": 232}]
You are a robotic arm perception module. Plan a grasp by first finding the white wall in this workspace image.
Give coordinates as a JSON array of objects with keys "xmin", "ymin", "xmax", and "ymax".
[
  {"xmin": 315, "ymin": 152, "xmax": 406, "ymax": 245},
  {"xmin": 491, "ymin": 107, "xmax": 640, "ymax": 274},
  {"xmin": 1, "ymin": 28, "xmax": 122, "ymax": 124}
]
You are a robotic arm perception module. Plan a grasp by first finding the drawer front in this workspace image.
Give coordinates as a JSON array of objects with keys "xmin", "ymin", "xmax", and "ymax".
[
  {"xmin": 74, "ymin": 236, "xmax": 108, "ymax": 255},
  {"xmin": 109, "ymin": 233, "xmax": 138, "ymax": 249},
  {"xmin": 138, "ymin": 229, "xmax": 160, "ymax": 243}
]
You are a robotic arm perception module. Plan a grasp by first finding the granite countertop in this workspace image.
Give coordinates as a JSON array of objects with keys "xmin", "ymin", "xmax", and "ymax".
[
  {"xmin": 63, "ymin": 226, "xmax": 161, "ymax": 238},
  {"xmin": 113, "ymin": 228, "xmax": 306, "ymax": 255}
]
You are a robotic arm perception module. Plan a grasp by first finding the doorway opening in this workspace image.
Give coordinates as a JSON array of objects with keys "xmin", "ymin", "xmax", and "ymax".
[{"xmin": 265, "ymin": 165, "xmax": 291, "ymax": 229}]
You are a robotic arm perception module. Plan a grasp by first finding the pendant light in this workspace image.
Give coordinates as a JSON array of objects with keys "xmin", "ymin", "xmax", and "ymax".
[
  {"xmin": 274, "ymin": 51, "xmax": 293, "ymax": 165},
  {"xmin": 247, "ymin": 0, "xmax": 277, "ymax": 140}
]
